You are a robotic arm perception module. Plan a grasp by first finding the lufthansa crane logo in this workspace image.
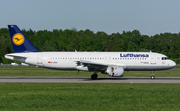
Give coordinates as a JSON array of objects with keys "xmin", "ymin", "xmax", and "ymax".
[{"xmin": 12, "ymin": 33, "xmax": 25, "ymax": 45}]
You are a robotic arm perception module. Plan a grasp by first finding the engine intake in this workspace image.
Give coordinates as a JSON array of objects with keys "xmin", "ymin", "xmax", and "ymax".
[{"xmin": 106, "ymin": 66, "xmax": 124, "ymax": 77}]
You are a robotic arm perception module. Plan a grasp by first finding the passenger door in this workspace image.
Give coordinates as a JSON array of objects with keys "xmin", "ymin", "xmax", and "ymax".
[
  {"xmin": 37, "ymin": 54, "xmax": 43, "ymax": 65},
  {"xmin": 150, "ymin": 54, "xmax": 156, "ymax": 64}
]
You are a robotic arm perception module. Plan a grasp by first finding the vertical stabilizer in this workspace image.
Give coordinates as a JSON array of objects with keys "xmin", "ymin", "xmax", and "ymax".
[{"xmin": 8, "ymin": 25, "xmax": 40, "ymax": 53}]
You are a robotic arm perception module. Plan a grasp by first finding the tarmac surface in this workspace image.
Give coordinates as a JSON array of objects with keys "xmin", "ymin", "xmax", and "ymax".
[{"xmin": 0, "ymin": 76, "xmax": 180, "ymax": 84}]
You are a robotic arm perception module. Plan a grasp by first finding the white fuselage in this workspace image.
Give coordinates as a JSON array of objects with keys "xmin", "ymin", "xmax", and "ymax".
[{"xmin": 5, "ymin": 52, "xmax": 176, "ymax": 71}]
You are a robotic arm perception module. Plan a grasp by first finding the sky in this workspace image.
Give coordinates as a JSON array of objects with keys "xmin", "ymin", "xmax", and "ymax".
[{"xmin": 1, "ymin": 0, "xmax": 180, "ymax": 36}]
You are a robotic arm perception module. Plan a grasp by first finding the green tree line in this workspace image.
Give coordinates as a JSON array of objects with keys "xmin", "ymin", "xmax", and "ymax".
[{"xmin": 0, "ymin": 28, "xmax": 180, "ymax": 64}]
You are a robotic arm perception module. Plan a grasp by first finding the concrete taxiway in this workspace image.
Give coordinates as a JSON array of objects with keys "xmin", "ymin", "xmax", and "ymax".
[{"xmin": 0, "ymin": 76, "xmax": 180, "ymax": 84}]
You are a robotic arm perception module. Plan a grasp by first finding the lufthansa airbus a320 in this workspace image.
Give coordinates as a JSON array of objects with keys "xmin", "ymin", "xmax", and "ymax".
[{"xmin": 5, "ymin": 25, "xmax": 176, "ymax": 79}]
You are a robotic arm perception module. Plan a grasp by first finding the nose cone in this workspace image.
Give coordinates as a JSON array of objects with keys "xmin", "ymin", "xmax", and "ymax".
[{"xmin": 170, "ymin": 60, "xmax": 176, "ymax": 68}]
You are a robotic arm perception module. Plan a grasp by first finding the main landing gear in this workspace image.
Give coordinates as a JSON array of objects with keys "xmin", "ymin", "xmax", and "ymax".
[
  {"xmin": 150, "ymin": 71, "xmax": 155, "ymax": 79},
  {"xmin": 91, "ymin": 73, "xmax": 98, "ymax": 80},
  {"xmin": 91, "ymin": 70, "xmax": 99, "ymax": 80}
]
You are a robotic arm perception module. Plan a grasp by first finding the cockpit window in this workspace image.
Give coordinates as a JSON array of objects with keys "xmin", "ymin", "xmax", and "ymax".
[{"xmin": 162, "ymin": 57, "xmax": 170, "ymax": 60}]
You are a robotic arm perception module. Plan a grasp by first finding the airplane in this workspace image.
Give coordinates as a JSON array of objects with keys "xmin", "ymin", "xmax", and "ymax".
[{"xmin": 5, "ymin": 25, "xmax": 176, "ymax": 79}]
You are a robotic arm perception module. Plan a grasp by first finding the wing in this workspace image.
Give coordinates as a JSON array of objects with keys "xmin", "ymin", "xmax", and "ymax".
[
  {"xmin": 76, "ymin": 60, "xmax": 108, "ymax": 72},
  {"xmin": 76, "ymin": 60, "xmax": 127, "ymax": 72},
  {"xmin": 80, "ymin": 60, "xmax": 108, "ymax": 66}
]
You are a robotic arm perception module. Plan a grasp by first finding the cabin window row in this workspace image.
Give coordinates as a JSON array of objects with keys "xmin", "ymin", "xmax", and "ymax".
[
  {"xmin": 113, "ymin": 58, "xmax": 147, "ymax": 60},
  {"xmin": 48, "ymin": 57, "xmax": 147, "ymax": 60},
  {"xmin": 49, "ymin": 57, "xmax": 104, "ymax": 60}
]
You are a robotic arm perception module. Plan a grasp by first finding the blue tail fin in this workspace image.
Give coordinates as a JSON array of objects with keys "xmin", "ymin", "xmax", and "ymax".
[{"xmin": 8, "ymin": 25, "xmax": 41, "ymax": 53}]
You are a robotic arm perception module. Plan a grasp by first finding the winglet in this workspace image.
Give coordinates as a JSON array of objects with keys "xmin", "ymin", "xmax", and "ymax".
[{"xmin": 8, "ymin": 25, "xmax": 41, "ymax": 53}]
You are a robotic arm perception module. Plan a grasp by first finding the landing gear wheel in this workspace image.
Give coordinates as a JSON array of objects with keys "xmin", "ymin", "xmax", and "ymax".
[
  {"xmin": 95, "ymin": 74, "xmax": 98, "ymax": 78},
  {"xmin": 151, "ymin": 75, "xmax": 155, "ymax": 79},
  {"xmin": 91, "ymin": 74, "xmax": 98, "ymax": 80},
  {"xmin": 150, "ymin": 71, "xmax": 155, "ymax": 79}
]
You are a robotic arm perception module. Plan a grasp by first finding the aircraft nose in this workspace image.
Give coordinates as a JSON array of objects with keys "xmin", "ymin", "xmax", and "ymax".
[{"xmin": 171, "ymin": 61, "xmax": 176, "ymax": 68}]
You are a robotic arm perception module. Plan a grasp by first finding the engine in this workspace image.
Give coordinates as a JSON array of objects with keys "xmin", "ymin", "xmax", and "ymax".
[{"xmin": 105, "ymin": 66, "xmax": 124, "ymax": 77}]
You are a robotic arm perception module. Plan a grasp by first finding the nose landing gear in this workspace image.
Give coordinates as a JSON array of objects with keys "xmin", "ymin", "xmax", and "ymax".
[{"xmin": 150, "ymin": 71, "xmax": 155, "ymax": 79}]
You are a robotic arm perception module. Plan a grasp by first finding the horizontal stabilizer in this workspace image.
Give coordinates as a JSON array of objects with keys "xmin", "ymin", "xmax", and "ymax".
[{"xmin": 5, "ymin": 53, "xmax": 27, "ymax": 58}]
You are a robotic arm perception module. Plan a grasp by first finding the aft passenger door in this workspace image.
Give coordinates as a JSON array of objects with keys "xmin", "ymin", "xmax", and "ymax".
[{"xmin": 37, "ymin": 54, "xmax": 43, "ymax": 65}]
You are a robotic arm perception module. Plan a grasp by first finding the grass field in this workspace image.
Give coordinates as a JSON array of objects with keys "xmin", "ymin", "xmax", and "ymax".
[
  {"xmin": 0, "ymin": 67, "xmax": 180, "ymax": 110},
  {"xmin": 0, "ymin": 83, "xmax": 180, "ymax": 111},
  {"xmin": 0, "ymin": 66, "xmax": 180, "ymax": 77}
]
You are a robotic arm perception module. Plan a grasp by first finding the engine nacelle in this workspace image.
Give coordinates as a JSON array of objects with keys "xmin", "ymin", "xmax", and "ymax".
[{"xmin": 106, "ymin": 66, "xmax": 124, "ymax": 77}]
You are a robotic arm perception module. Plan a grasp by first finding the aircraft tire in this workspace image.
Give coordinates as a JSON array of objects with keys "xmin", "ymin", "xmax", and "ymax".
[
  {"xmin": 151, "ymin": 75, "xmax": 155, "ymax": 79},
  {"xmin": 91, "ymin": 74, "xmax": 97, "ymax": 80},
  {"xmin": 95, "ymin": 74, "xmax": 98, "ymax": 78}
]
